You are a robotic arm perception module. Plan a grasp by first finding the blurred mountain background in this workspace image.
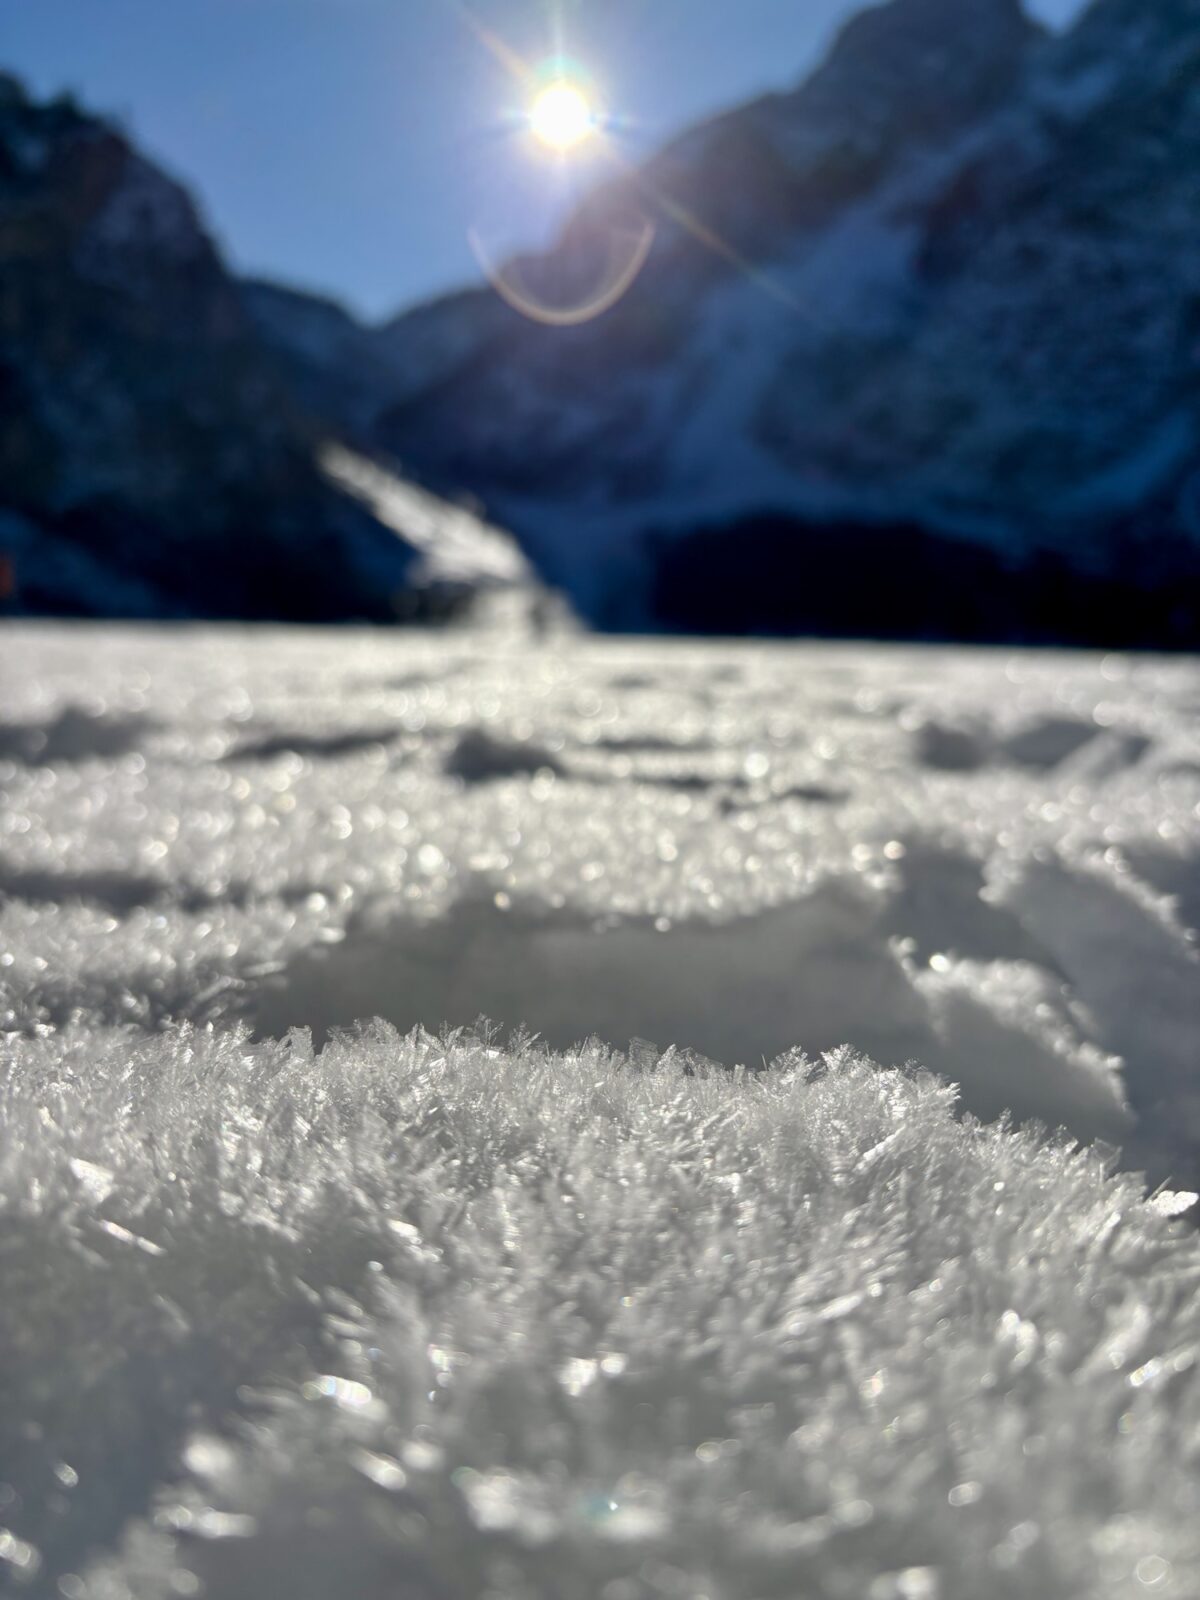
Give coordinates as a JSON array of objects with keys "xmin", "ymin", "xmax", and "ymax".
[{"xmin": 3, "ymin": 0, "xmax": 1200, "ymax": 642}]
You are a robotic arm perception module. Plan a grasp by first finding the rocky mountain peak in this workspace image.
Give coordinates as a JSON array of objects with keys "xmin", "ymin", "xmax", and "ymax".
[
  {"xmin": 551, "ymin": 0, "xmax": 1041, "ymax": 301},
  {"xmin": 793, "ymin": 0, "xmax": 1038, "ymax": 147}
]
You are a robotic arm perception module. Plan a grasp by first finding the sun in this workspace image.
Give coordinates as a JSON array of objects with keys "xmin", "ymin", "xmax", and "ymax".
[{"xmin": 529, "ymin": 80, "xmax": 595, "ymax": 150}]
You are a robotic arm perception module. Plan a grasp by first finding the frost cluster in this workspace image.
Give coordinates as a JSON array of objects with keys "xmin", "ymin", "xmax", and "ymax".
[{"xmin": 2, "ymin": 1025, "xmax": 1198, "ymax": 1599}]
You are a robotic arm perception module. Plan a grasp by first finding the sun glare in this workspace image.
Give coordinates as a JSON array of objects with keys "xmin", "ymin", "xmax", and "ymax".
[{"xmin": 529, "ymin": 80, "xmax": 594, "ymax": 150}]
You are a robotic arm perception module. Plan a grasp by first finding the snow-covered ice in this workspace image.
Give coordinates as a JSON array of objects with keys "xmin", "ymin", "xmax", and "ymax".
[{"xmin": 1, "ymin": 621, "xmax": 1198, "ymax": 1597}]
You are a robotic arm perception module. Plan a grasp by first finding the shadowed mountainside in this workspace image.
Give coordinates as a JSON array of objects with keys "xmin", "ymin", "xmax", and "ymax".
[{"xmin": 0, "ymin": 75, "xmax": 525, "ymax": 622}]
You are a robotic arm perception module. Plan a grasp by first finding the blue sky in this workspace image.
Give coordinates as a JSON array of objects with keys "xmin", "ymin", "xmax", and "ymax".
[{"xmin": 5, "ymin": 0, "xmax": 1087, "ymax": 320}]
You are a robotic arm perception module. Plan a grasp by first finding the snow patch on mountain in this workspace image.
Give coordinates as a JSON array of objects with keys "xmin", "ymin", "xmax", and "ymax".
[{"xmin": 320, "ymin": 444, "xmax": 536, "ymax": 592}]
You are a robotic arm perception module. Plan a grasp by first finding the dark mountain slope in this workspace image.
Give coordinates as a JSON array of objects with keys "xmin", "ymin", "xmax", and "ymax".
[{"xmin": 0, "ymin": 74, "xmax": 419, "ymax": 621}]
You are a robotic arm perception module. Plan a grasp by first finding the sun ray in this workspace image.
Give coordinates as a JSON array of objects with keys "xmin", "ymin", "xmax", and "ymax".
[{"xmin": 446, "ymin": 0, "xmax": 537, "ymax": 89}]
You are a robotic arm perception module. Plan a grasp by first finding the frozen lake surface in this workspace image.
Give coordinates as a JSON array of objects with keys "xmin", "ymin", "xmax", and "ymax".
[{"xmin": 1, "ymin": 622, "xmax": 1198, "ymax": 1597}]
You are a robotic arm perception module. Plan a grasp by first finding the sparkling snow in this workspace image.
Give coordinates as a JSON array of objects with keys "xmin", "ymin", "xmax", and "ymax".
[{"xmin": 1, "ymin": 621, "xmax": 1198, "ymax": 1597}]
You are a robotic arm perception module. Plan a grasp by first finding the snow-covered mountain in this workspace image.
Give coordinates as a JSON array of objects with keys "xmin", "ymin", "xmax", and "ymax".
[
  {"xmin": 346, "ymin": 0, "xmax": 1200, "ymax": 641},
  {"xmin": 0, "ymin": 75, "xmax": 530, "ymax": 622}
]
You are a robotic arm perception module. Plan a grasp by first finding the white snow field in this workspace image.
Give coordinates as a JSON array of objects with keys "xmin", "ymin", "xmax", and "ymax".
[{"xmin": 1, "ymin": 620, "xmax": 1199, "ymax": 1599}]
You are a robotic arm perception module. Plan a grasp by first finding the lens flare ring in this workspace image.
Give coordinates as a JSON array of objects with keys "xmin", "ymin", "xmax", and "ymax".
[{"xmin": 467, "ymin": 217, "xmax": 656, "ymax": 327}]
